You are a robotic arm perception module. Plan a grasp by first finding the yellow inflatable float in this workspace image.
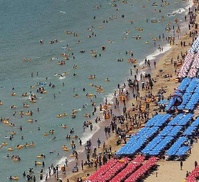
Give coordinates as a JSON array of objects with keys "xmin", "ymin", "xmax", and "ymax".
[
  {"xmin": 96, "ymin": 88, "xmax": 104, "ymax": 93},
  {"xmin": 87, "ymin": 93, "xmax": 94, "ymax": 98},
  {"xmin": 19, "ymin": 111, "xmax": 24, "ymax": 116},
  {"xmin": 9, "ymin": 176, "xmax": 19, "ymax": 180},
  {"xmin": 25, "ymin": 112, "xmax": 31, "ymax": 116},
  {"xmin": 11, "ymin": 92, "xmax": 16, "ymax": 96},
  {"xmin": 11, "ymin": 105, "xmax": 16, "ymax": 109},
  {"xmin": 22, "ymin": 93, "xmax": 28, "ymax": 97},
  {"xmin": 12, "ymin": 157, "xmax": 20, "ymax": 162},
  {"xmin": 37, "ymin": 155, "xmax": 45, "ymax": 159},
  {"xmin": 61, "ymin": 124, "xmax": 67, "ymax": 129},
  {"xmin": 10, "ymin": 131, "xmax": 16, "ymax": 135},
  {"xmin": 71, "ymin": 113, "xmax": 76, "ymax": 118},
  {"xmin": 62, "ymin": 145, "xmax": 69, "ymax": 151},
  {"xmin": 84, "ymin": 113, "xmax": 89, "ymax": 118},
  {"xmin": 7, "ymin": 147, "xmax": 13, "ymax": 151},
  {"xmin": 2, "ymin": 142, "xmax": 7, "ymax": 146},
  {"xmin": 127, "ymin": 58, "xmax": 137, "ymax": 64},
  {"xmin": 62, "ymin": 113, "xmax": 67, "ymax": 116},
  {"xmin": 23, "ymin": 104, "xmax": 29, "ymax": 108},
  {"xmin": 72, "ymin": 109, "xmax": 78, "ymax": 114},
  {"xmin": 57, "ymin": 114, "xmax": 62, "ymax": 118},
  {"xmin": 3, "ymin": 120, "xmax": 9, "ymax": 124},
  {"xmin": 44, "ymin": 132, "xmax": 49, "ymax": 136},
  {"xmin": 35, "ymin": 161, "xmax": 42, "ymax": 165},
  {"xmin": 16, "ymin": 145, "xmax": 24, "ymax": 150},
  {"xmin": 28, "ymin": 119, "xmax": 33, "ymax": 123}
]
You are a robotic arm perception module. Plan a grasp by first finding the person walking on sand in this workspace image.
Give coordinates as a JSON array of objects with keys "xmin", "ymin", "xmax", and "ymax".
[
  {"xmin": 81, "ymin": 160, "xmax": 84, "ymax": 170},
  {"xmin": 195, "ymin": 161, "xmax": 198, "ymax": 168},
  {"xmin": 180, "ymin": 160, "xmax": 183, "ymax": 170},
  {"xmin": 97, "ymin": 138, "xmax": 101, "ymax": 148}
]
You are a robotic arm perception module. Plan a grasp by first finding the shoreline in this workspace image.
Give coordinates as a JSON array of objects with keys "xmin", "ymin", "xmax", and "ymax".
[{"xmin": 33, "ymin": 1, "xmax": 199, "ymax": 182}]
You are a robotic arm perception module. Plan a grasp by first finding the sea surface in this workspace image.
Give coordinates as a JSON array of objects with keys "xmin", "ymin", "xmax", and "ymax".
[{"xmin": 0, "ymin": 0, "xmax": 192, "ymax": 181}]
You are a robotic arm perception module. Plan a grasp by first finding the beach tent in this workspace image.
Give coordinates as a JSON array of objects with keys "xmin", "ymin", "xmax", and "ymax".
[{"xmin": 190, "ymin": 36, "xmax": 199, "ymax": 54}]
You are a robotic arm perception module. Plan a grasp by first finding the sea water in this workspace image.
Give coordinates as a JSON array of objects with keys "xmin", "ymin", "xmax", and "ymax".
[{"xmin": 0, "ymin": 0, "xmax": 192, "ymax": 181}]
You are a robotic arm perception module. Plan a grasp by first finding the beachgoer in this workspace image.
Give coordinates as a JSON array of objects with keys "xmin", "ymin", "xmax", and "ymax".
[{"xmin": 180, "ymin": 160, "xmax": 183, "ymax": 170}]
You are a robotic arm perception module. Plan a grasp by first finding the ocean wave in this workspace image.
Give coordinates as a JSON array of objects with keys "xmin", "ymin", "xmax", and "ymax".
[
  {"xmin": 81, "ymin": 124, "xmax": 100, "ymax": 145},
  {"xmin": 139, "ymin": 43, "xmax": 171, "ymax": 66}
]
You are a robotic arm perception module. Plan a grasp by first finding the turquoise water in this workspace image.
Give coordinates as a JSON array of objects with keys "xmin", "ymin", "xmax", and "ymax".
[{"xmin": 0, "ymin": 0, "xmax": 191, "ymax": 181}]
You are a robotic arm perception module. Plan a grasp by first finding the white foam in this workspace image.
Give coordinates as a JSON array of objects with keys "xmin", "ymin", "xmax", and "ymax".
[
  {"xmin": 172, "ymin": 7, "xmax": 186, "ymax": 15},
  {"xmin": 139, "ymin": 43, "xmax": 171, "ymax": 66},
  {"xmin": 59, "ymin": 76, "xmax": 65, "ymax": 80},
  {"xmin": 104, "ymin": 92, "xmax": 114, "ymax": 105},
  {"xmin": 81, "ymin": 124, "xmax": 100, "ymax": 145}
]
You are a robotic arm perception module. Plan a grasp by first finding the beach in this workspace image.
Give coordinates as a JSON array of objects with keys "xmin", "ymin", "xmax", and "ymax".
[
  {"xmin": 53, "ymin": 1, "xmax": 199, "ymax": 182},
  {"xmin": 0, "ymin": 0, "xmax": 197, "ymax": 181}
]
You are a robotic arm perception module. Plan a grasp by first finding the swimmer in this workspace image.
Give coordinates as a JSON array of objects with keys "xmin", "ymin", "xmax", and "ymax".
[
  {"xmin": 49, "ymin": 150, "xmax": 55, "ymax": 154},
  {"xmin": 105, "ymin": 78, "xmax": 110, "ymax": 82},
  {"xmin": 52, "ymin": 137, "xmax": 56, "ymax": 140}
]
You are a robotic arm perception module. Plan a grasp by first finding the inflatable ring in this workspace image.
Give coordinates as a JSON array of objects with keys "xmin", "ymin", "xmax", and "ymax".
[
  {"xmin": 11, "ymin": 105, "xmax": 16, "ymax": 109},
  {"xmin": 10, "ymin": 176, "xmax": 19, "ymax": 180},
  {"xmin": 72, "ymin": 110, "xmax": 78, "ymax": 114},
  {"xmin": 16, "ymin": 145, "xmax": 24, "ymax": 149},
  {"xmin": 25, "ymin": 112, "xmax": 31, "ymax": 116},
  {"xmin": 87, "ymin": 93, "xmax": 94, "ymax": 98},
  {"xmin": 57, "ymin": 114, "xmax": 62, "ymax": 118},
  {"xmin": 62, "ymin": 113, "xmax": 67, "ymax": 116},
  {"xmin": 22, "ymin": 93, "xmax": 28, "ymax": 97},
  {"xmin": 13, "ymin": 157, "xmax": 20, "ymax": 162},
  {"xmin": 84, "ymin": 114, "xmax": 89, "ymax": 118},
  {"xmin": 43, "ymin": 90, "xmax": 47, "ymax": 94},
  {"xmin": 62, "ymin": 147, "xmax": 69, "ymax": 151},
  {"xmin": 23, "ymin": 104, "xmax": 29, "ymax": 108},
  {"xmin": 3, "ymin": 120, "xmax": 9, "ymax": 124},
  {"xmin": 37, "ymin": 155, "xmax": 44, "ymax": 159},
  {"xmin": 7, "ymin": 147, "xmax": 13, "ymax": 151},
  {"xmin": 44, "ymin": 132, "xmax": 49, "ymax": 136},
  {"xmin": 2, "ymin": 142, "xmax": 7, "ymax": 146},
  {"xmin": 11, "ymin": 92, "xmax": 16, "ymax": 96},
  {"xmin": 28, "ymin": 119, "xmax": 33, "ymax": 123},
  {"xmin": 61, "ymin": 125, "xmax": 67, "ymax": 129},
  {"xmin": 10, "ymin": 131, "xmax": 16, "ymax": 135},
  {"xmin": 96, "ymin": 88, "xmax": 104, "ymax": 93},
  {"xmin": 49, "ymin": 130, "xmax": 54, "ymax": 134},
  {"xmin": 35, "ymin": 161, "xmax": 42, "ymax": 165}
]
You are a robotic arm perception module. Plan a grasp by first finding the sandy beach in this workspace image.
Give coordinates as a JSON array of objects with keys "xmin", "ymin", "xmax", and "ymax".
[{"xmin": 45, "ymin": 1, "xmax": 199, "ymax": 182}]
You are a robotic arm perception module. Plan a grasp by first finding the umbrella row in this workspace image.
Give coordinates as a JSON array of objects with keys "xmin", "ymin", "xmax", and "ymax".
[
  {"xmin": 124, "ymin": 157, "xmax": 159, "ymax": 182},
  {"xmin": 186, "ymin": 166, "xmax": 199, "ymax": 182},
  {"xmin": 87, "ymin": 156, "xmax": 158, "ymax": 182}
]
